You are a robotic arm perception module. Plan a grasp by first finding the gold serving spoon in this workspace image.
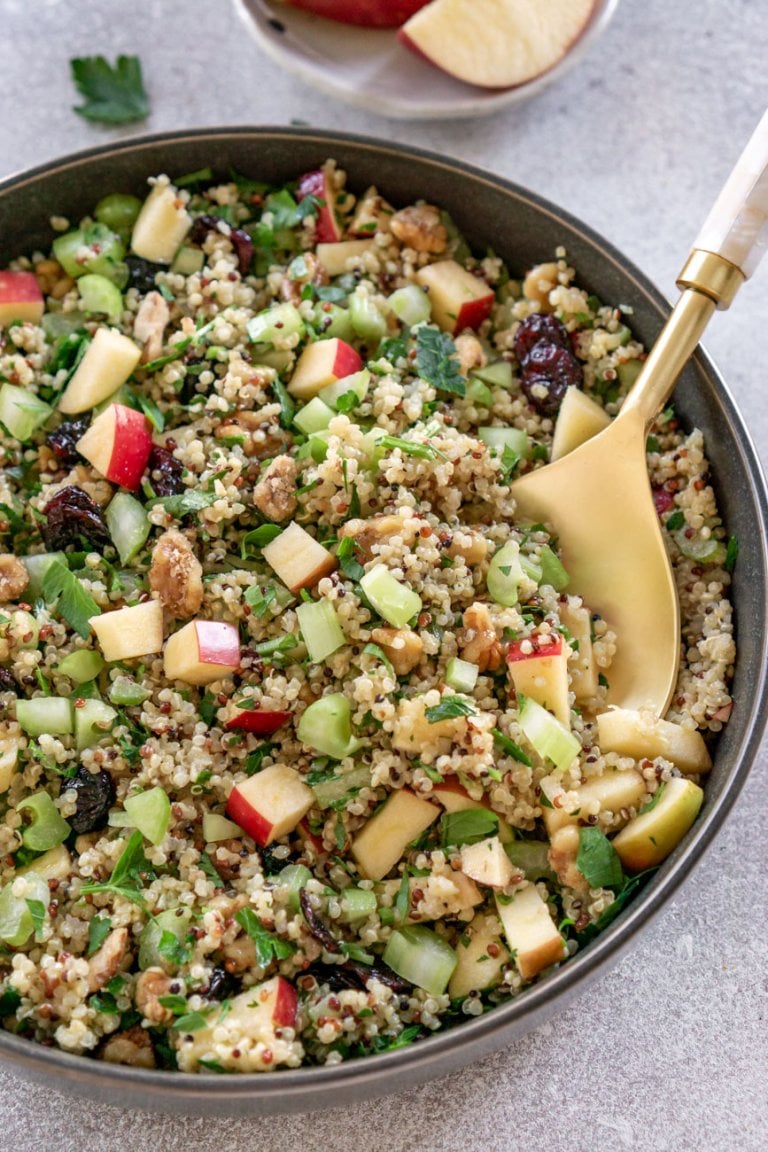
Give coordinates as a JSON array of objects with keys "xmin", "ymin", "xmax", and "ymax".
[{"xmin": 510, "ymin": 108, "xmax": 768, "ymax": 716}]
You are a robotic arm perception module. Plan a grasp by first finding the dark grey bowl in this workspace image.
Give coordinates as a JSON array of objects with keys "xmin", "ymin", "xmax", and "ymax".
[{"xmin": 1, "ymin": 128, "xmax": 766, "ymax": 1115}]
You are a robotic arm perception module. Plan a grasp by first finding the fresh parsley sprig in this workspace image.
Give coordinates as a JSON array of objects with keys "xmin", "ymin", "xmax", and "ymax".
[
  {"xmin": 70, "ymin": 55, "xmax": 149, "ymax": 125},
  {"xmin": 80, "ymin": 829, "xmax": 155, "ymax": 906},
  {"xmin": 424, "ymin": 696, "xmax": 477, "ymax": 724},
  {"xmin": 234, "ymin": 907, "xmax": 297, "ymax": 968},
  {"xmin": 42, "ymin": 559, "xmax": 101, "ymax": 639},
  {"xmin": 415, "ymin": 327, "xmax": 466, "ymax": 397}
]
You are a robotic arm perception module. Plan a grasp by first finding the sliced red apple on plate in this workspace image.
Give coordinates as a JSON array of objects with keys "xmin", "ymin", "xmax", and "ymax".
[
  {"xmin": 0, "ymin": 271, "xmax": 44, "ymax": 327},
  {"xmin": 414, "ymin": 260, "xmax": 494, "ymax": 335},
  {"xmin": 75, "ymin": 403, "xmax": 153, "ymax": 491},
  {"xmin": 226, "ymin": 763, "xmax": 315, "ymax": 847},
  {"xmin": 178, "ymin": 975, "xmax": 298, "ymax": 1072},
  {"xmin": 58, "ymin": 326, "xmax": 142, "ymax": 415},
  {"xmin": 164, "ymin": 619, "xmax": 240, "ymax": 686},
  {"xmin": 282, "ymin": 0, "xmax": 430, "ymax": 27},
  {"xmin": 296, "ymin": 168, "xmax": 343, "ymax": 243},
  {"xmin": 224, "ymin": 707, "xmax": 292, "ymax": 735},
  {"xmin": 287, "ymin": 337, "xmax": 363, "ymax": 399},
  {"xmin": 507, "ymin": 633, "xmax": 570, "ymax": 727},
  {"xmin": 399, "ymin": 0, "xmax": 597, "ymax": 90},
  {"xmin": 90, "ymin": 599, "xmax": 164, "ymax": 662}
]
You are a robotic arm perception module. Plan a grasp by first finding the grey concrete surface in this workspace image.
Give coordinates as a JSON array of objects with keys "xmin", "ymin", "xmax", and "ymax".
[{"xmin": 0, "ymin": 1, "xmax": 766, "ymax": 1148}]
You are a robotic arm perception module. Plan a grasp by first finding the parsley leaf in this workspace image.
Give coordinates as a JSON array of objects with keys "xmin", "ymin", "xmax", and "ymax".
[
  {"xmin": 42, "ymin": 559, "xmax": 101, "ymax": 639},
  {"xmin": 415, "ymin": 326, "xmax": 466, "ymax": 397},
  {"xmin": 198, "ymin": 852, "xmax": 225, "ymax": 888},
  {"xmin": 70, "ymin": 55, "xmax": 149, "ymax": 125},
  {"xmin": 234, "ymin": 907, "xmax": 297, "ymax": 968},
  {"xmin": 377, "ymin": 434, "xmax": 443, "ymax": 460},
  {"xmin": 424, "ymin": 696, "xmax": 477, "ymax": 724},
  {"xmin": 80, "ymin": 829, "xmax": 155, "ymax": 906},
  {"xmin": 240, "ymin": 524, "xmax": 282, "ymax": 557},
  {"xmin": 86, "ymin": 915, "xmax": 113, "ymax": 958},
  {"xmin": 337, "ymin": 536, "xmax": 365, "ymax": 582},
  {"xmin": 576, "ymin": 827, "xmax": 625, "ymax": 890},
  {"xmin": 363, "ymin": 642, "xmax": 394, "ymax": 677},
  {"xmin": 154, "ymin": 489, "xmax": 217, "ymax": 518},
  {"xmin": 492, "ymin": 728, "xmax": 532, "ymax": 766},
  {"xmin": 665, "ymin": 510, "xmax": 685, "ymax": 532},
  {"xmin": 725, "ymin": 535, "xmax": 739, "ymax": 573},
  {"xmin": 440, "ymin": 808, "xmax": 498, "ymax": 847}
]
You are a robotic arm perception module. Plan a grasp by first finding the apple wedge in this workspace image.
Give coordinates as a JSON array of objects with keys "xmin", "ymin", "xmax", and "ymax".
[
  {"xmin": 75, "ymin": 403, "xmax": 153, "ymax": 491},
  {"xmin": 611, "ymin": 776, "xmax": 704, "ymax": 872},
  {"xmin": 58, "ymin": 326, "xmax": 141, "ymax": 415},
  {"xmin": 316, "ymin": 240, "xmax": 375, "ymax": 277},
  {"xmin": 399, "ymin": 0, "xmax": 597, "ymax": 90},
  {"xmin": 449, "ymin": 911, "xmax": 510, "ymax": 999},
  {"xmin": 414, "ymin": 260, "xmax": 494, "ymax": 335},
  {"xmin": 131, "ymin": 180, "xmax": 192, "ymax": 265},
  {"xmin": 352, "ymin": 788, "xmax": 439, "ymax": 880},
  {"xmin": 296, "ymin": 169, "xmax": 342, "ymax": 243},
  {"xmin": 460, "ymin": 836, "xmax": 515, "ymax": 888},
  {"xmin": 597, "ymin": 708, "xmax": 712, "ymax": 775},
  {"xmin": 226, "ymin": 763, "xmax": 314, "ymax": 847},
  {"xmin": 163, "ymin": 619, "xmax": 240, "ymax": 686},
  {"xmin": 507, "ymin": 633, "xmax": 570, "ymax": 727},
  {"xmin": 262, "ymin": 520, "xmax": 337, "ymax": 594},
  {"xmin": 224, "ymin": 708, "xmax": 292, "ymax": 735},
  {"xmin": 287, "ymin": 337, "xmax": 363, "ymax": 400},
  {"xmin": 495, "ymin": 883, "xmax": 566, "ymax": 982},
  {"xmin": 90, "ymin": 599, "xmax": 164, "ymax": 662},
  {"xmin": 0, "ymin": 270, "xmax": 44, "ymax": 327},
  {"xmin": 177, "ymin": 976, "xmax": 298, "ymax": 1073},
  {"xmin": 282, "ymin": 0, "xmax": 430, "ymax": 27},
  {"xmin": 558, "ymin": 599, "xmax": 598, "ymax": 703},
  {"xmin": 551, "ymin": 386, "xmax": 611, "ymax": 461},
  {"xmin": 542, "ymin": 766, "xmax": 647, "ymax": 837}
]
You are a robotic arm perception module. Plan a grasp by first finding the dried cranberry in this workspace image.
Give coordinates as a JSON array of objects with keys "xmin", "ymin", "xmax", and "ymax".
[
  {"xmin": 148, "ymin": 445, "xmax": 184, "ymax": 497},
  {"xmin": 259, "ymin": 842, "xmax": 292, "ymax": 876},
  {"xmin": 0, "ymin": 668, "xmax": 16, "ymax": 693},
  {"xmin": 189, "ymin": 214, "xmax": 254, "ymax": 277},
  {"xmin": 299, "ymin": 888, "xmax": 340, "ymax": 953},
  {"xmin": 125, "ymin": 256, "xmax": 164, "ymax": 293},
  {"xmin": 46, "ymin": 416, "xmax": 89, "ymax": 468},
  {"xmin": 520, "ymin": 342, "xmax": 583, "ymax": 416},
  {"xmin": 514, "ymin": 312, "xmax": 570, "ymax": 363},
  {"xmin": 204, "ymin": 966, "xmax": 241, "ymax": 1001},
  {"xmin": 67, "ymin": 766, "xmax": 116, "ymax": 834},
  {"xmin": 42, "ymin": 486, "xmax": 110, "ymax": 551}
]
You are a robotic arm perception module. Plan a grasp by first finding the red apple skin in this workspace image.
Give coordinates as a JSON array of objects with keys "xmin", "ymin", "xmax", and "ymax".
[
  {"xmin": 106, "ymin": 405, "xmax": 153, "ymax": 489},
  {"xmin": 226, "ymin": 783, "xmax": 273, "ymax": 847},
  {"xmin": 329, "ymin": 337, "xmax": 363, "ymax": 378},
  {"xmin": 195, "ymin": 620, "xmax": 241, "ymax": 667},
  {"xmin": 272, "ymin": 976, "xmax": 298, "ymax": 1028},
  {"xmin": 296, "ymin": 170, "xmax": 342, "ymax": 243},
  {"xmin": 455, "ymin": 292, "xmax": 495, "ymax": 334},
  {"xmin": 0, "ymin": 270, "xmax": 44, "ymax": 312},
  {"xmin": 508, "ymin": 634, "xmax": 564, "ymax": 662},
  {"xmin": 225, "ymin": 709, "xmax": 292, "ymax": 735},
  {"xmin": 285, "ymin": 0, "xmax": 429, "ymax": 26}
]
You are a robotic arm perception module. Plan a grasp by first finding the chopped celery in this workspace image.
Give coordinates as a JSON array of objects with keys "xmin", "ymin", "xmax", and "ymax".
[
  {"xmin": 313, "ymin": 302, "xmax": 354, "ymax": 342},
  {"xmin": 383, "ymin": 926, "xmax": 457, "ymax": 996},
  {"xmin": 465, "ymin": 378, "xmax": 493, "ymax": 407},
  {"xmin": 520, "ymin": 554, "xmax": 543, "ymax": 584},
  {"xmin": 293, "ymin": 396, "xmax": 334, "ymax": 436},
  {"xmin": 170, "ymin": 246, "xmax": 205, "ymax": 276},
  {"xmin": 478, "ymin": 426, "xmax": 529, "ymax": 457},
  {"xmin": 52, "ymin": 223, "xmax": 127, "ymax": 287},
  {"xmin": 105, "ymin": 491, "xmax": 151, "ymax": 564},
  {"xmin": 517, "ymin": 695, "xmax": 580, "ymax": 772},
  {"xmin": 673, "ymin": 529, "xmax": 727, "ymax": 565},
  {"xmin": 505, "ymin": 839, "xmax": 556, "ymax": 882},
  {"xmin": 297, "ymin": 693, "xmax": 362, "ymax": 760},
  {"xmin": 360, "ymin": 564, "xmax": 422, "ymax": 629},
  {"xmin": 297, "ymin": 599, "xmax": 346, "ymax": 663},
  {"xmin": 318, "ymin": 367, "xmax": 370, "ymax": 411},
  {"xmin": 0, "ymin": 874, "xmax": 50, "ymax": 946},
  {"xmin": 56, "ymin": 649, "xmax": 105, "ymax": 684},
  {"xmin": 617, "ymin": 359, "xmax": 643, "ymax": 390},
  {"xmin": 247, "ymin": 301, "xmax": 304, "ymax": 346},
  {"xmin": 0, "ymin": 382, "xmax": 53, "ymax": 442},
  {"xmin": 387, "ymin": 284, "xmax": 431, "ymax": 326},
  {"xmin": 17, "ymin": 791, "xmax": 71, "ymax": 851},
  {"xmin": 16, "ymin": 697, "xmax": 73, "ymax": 737},
  {"xmin": 138, "ymin": 906, "xmax": 192, "ymax": 973},
  {"xmin": 75, "ymin": 699, "xmax": 118, "ymax": 751},
  {"xmin": 202, "ymin": 812, "xmax": 241, "ymax": 842},
  {"xmin": 486, "ymin": 540, "xmax": 524, "ymax": 607},
  {"xmin": 472, "ymin": 360, "xmax": 513, "ymax": 389},
  {"xmin": 123, "ymin": 786, "xmax": 171, "ymax": 845},
  {"xmin": 22, "ymin": 552, "xmax": 67, "ymax": 601},
  {"xmin": 340, "ymin": 887, "xmax": 377, "ymax": 923},
  {"xmin": 78, "ymin": 273, "xmax": 123, "ymax": 323},
  {"xmin": 311, "ymin": 764, "xmax": 372, "ymax": 809},
  {"xmin": 276, "ymin": 864, "xmax": 313, "ymax": 913},
  {"xmin": 538, "ymin": 544, "xmax": 570, "ymax": 591},
  {"xmin": 445, "ymin": 657, "xmax": 479, "ymax": 693},
  {"xmin": 108, "ymin": 675, "xmax": 150, "ymax": 706},
  {"xmin": 94, "ymin": 193, "xmax": 142, "ymax": 240},
  {"xmin": 349, "ymin": 290, "xmax": 386, "ymax": 344}
]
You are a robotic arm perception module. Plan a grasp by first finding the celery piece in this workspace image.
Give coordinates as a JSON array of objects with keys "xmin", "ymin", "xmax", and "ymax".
[
  {"xmin": 293, "ymin": 396, "xmax": 334, "ymax": 436},
  {"xmin": 0, "ymin": 382, "xmax": 53, "ymax": 442},
  {"xmin": 349, "ymin": 290, "xmax": 386, "ymax": 344},
  {"xmin": 311, "ymin": 764, "xmax": 372, "ymax": 809},
  {"xmin": 0, "ymin": 874, "xmax": 50, "ymax": 947},
  {"xmin": 52, "ymin": 223, "xmax": 127, "ymax": 287},
  {"xmin": 276, "ymin": 864, "xmax": 313, "ymax": 913},
  {"xmin": 673, "ymin": 529, "xmax": 727, "ymax": 565},
  {"xmin": 383, "ymin": 926, "xmax": 457, "ymax": 996},
  {"xmin": 95, "ymin": 193, "xmax": 142, "ymax": 240},
  {"xmin": 340, "ymin": 887, "xmax": 377, "ymax": 923},
  {"xmin": 22, "ymin": 552, "xmax": 67, "ymax": 601},
  {"xmin": 105, "ymin": 491, "xmax": 151, "ymax": 564},
  {"xmin": 519, "ymin": 554, "xmax": 543, "ymax": 584},
  {"xmin": 16, "ymin": 697, "xmax": 73, "ymax": 738},
  {"xmin": 538, "ymin": 544, "xmax": 570, "ymax": 591},
  {"xmin": 445, "ymin": 657, "xmax": 479, "ymax": 694},
  {"xmin": 359, "ymin": 564, "xmax": 422, "ymax": 629},
  {"xmin": 318, "ymin": 368, "xmax": 370, "ymax": 411},
  {"xmin": 202, "ymin": 812, "xmax": 241, "ymax": 842},
  {"xmin": 486, "ymin": 540, "xmax": 524, "ymax": 607},
  {"xmin": 297, "ymin": 692, "xmax": 362, "ymax": 760},
  {"xmin": 313, "ymin": 302, "xmax": 354, "ymax": 343},
  {"xmin": 478, "ymin": 426, "xmax": 529, "ymax": 457},
  {"xmin": 465, "ymin": 378, "xmax": 493, "ymax": 407},
  {"xmin": 518, "ymin": 695, "xmax": 580, "ymax": 773},
  {"xmin": 297, "ymin": 599, "xmax": 346, "ymax": 664},
  {"xmin": 504, "ymin": 839, "xmax": 558, "ymax": 882},
  {"xmin": 387, "ymin": 284, "xmax": 431, "ymax": 327},
  {"xmin": 75, "ymin": 699, "xmax": 118, "ymax": 751},
  {"xmin": 124, "ymin": 786, "xmax": 171, "ymax": 846},
  {"xmin": 170, "ymin": 246, "xmax": 205, "ymax": 276},
  {"xmin": 17, "ymin": 791, "xmax": 71, "ymax": 851},
  {"xmin": 56, "ymin": 648, "xmax": 105, "ymax": 685},
  {"xmin": 471, "ymin": 360, "xmax": 513, "ymax": 389},
  {"xmin": 138, "ymin": 906, "xmax": 192, "ymax": 973},
  {"xmin": 78, "ymin": 273, "xmax": 123, "ymax": 323},
  {"xmin": 108, "ymin": 675, "xmax": 150, "ymax": 706},
  {"xmin": 617, "ymin": 359, "xmax": 643, "ymax": 390},
  {"xmin": 247, "ymin": 302, "xmax": 304, "ymax": 346}
]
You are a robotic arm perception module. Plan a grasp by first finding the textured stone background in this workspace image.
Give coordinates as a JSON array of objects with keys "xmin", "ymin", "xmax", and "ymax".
[{"xmin": 0, "ymin": 1, "xmax": 766, "ymax": 1148}]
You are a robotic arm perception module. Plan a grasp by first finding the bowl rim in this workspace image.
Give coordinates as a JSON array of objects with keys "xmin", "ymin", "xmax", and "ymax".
[{"xmin": 1, "ymin": 125, "xmax": 766, "ymax": 1112}]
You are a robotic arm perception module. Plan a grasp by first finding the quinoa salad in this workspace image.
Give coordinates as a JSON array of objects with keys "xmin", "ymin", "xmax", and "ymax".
[{"xmin": 0, "ymin": 162, "xmax": 736, "ymax": 1074}]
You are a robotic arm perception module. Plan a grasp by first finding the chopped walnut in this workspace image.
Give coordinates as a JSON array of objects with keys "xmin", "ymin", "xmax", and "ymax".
[
  {"xmin": 0, "ymin": 554, "xmax": 28, "ymax": 603},
  {"xmin": 133, "ymin": 290, "xmax": 170, "ymax": 363},
  {"xmin": 100, "ymin": 1025, "xmax": 156, "ymax": 1069},
  {"xmin": 522, "ymin": 262, "xmax": 559, "ymax": 310},
  {"xmin": 389, "ymin": 204, "xmax": 448, "ymax": 254},
  {"xmin": 87, "ymin": 926, "xmax": 129, "ymax": 993},
  {"xmin": 447, "ymin": 530, "xmax": 488, "ymax": 566},
  {"xmin": 454, "ymin": 334, "xmax": 487, "ymax": 377},
  {"xmin": 135, "ymin": 967, "xmax": 175, "ymax": 1024},
  {"xmin": 280, "ymin": 252, "xmax": 327, "ymax": 305},
  {"xmin": 350, "ymin": 186, "xmax": 394, "ymax": 236},
  {"xmin": 215, "ymin": 414, "xmax": 290, "ymax": 460},
  {"xmin": 252, "ymin": 454, "xmax": 298, "ymax": 522},
  {"xmin": 149, "ymin": 529, "xmax": 203, "ymax": 619},
  {"xmin": 370, "ymin": 627, "xmax": 424, "ymax": 676},
  {"xmin": 458, "ymin": 602, "xmax": 503, "ymax": 672},
  {"xmin": 339, "ymin": 514, "xmax": 419, "ymax": 557}
]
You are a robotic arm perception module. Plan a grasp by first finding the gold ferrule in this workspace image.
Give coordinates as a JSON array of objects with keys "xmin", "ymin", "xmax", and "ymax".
[{"xmin": 676, "ymin": 248, "xmax": 744, "ymax": 310}]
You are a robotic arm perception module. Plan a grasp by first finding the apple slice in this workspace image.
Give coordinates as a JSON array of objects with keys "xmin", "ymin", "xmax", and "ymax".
[
  {"xmin": 75, "ymin": 403, "xmax": 153, "ymax": 491},
  {"xmin": 131, "ymin": 180, "xmax": 192, "ymax": 265},
  {"xmin": 262, "ymin": 520, "xmax": 337, "ymax": 594},
  {"xmin": 596, "ymin": 708, "xmax": 712, "ymax": 775},
  {"xmin": 224, "ymin": 708, "xmax": 292, "ymax": 735},
  {"xmin": 58, "ymin": 327, "xmax": 141, "ymax": 415},
  {"xmin": 611, "ymin": 776, "xmax": 704, "ymax": 872},
  {"xmin": 507, "ymin": 633, "xmax": 570, "ymax": 727},
  {"xmin": 177, "ymin": 976, "xmax": 298, "ymax": 1072},
  {"xmin": 90, "ymin": 599, "xmax": 164, "ymax": 662},
  {"xmin": 0, "ymin": 271, "xmax": 44, "ymax": 327},
  {"xmin": 414, "ymin": 260, "xmax": 494, "ymax": 335},
  {"xmin": 460, "ymin": 836, "xmax": 515, "ymax": 888},
  {"xmin": 542, "ymin": 766, "xmax": 647, "ymax": 837},
  {"xmin": 316, "ymin": 239, "xmax": 375, "ymax": 277},
  {"xmin": 296, "ymin": 169, "xmax": 342, "ymax": 243},
  {"xmin": 282, "ymin": 0, "xmax": 430, "ymax": 27},
  {"xmin": 449, "ymin": 911, "xmax": 510, "ymax": 999},
  {"xmin": 287, "ymin": 337, "xmax": 363, "ymax": 400},
  {"xmin": 550, "ymin": 386, "xmax": 611, "ymax": 461},
  {"xmin": 558, "ymin": 599, "xmax": 598, "ymax": 703},
  {"xmin": 227, "ymin": 763, "xmax": 315, "ymax": 846},
  {"xmin": 495, "ymin": 883, "xmax": 566, "ymax": 982},
  {"xmin": 352, "ymin": 788, "xmax": 439, "ymax": 880},
  {"xmin": 399, "ymin": 0, "xmax": 597, "ymax": 90},
  {"xmin": 163, "ymin": 619, "xmax": 240, "ymax": 686}
]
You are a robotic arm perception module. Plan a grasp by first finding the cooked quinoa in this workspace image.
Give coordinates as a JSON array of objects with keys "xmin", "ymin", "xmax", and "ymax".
[{"xmin": 0, "ymin": 161, "xmax": 735, "ymax": 1074}]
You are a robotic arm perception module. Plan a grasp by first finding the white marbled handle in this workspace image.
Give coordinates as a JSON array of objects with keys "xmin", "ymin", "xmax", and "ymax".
[{"xmin": 694, "ymin": 107, "xmax": 768, "ymax": 278}]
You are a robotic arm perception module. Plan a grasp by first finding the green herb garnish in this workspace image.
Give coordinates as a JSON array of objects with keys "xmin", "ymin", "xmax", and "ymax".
[
  {"xmin": 70, "ymin": 55, "xmax": 149, "ymax": 124},
  {"xmin": 234, "ymin": 907, "xmax": 297, "ymax": 968},
  {"xmin": 440, "ymin": 808, "xmax": 498, "ymax": 847},
  {"xmin": 424, "ymin": 696, "xmax": 477, "ymax": 724},
  {"xmin": 415, "ymin": 326, "xmax": 466, "ymax": 397},
  {"xmin": 42, "ymin": 559, "xmax": 101, "ymax": 639},
  {"xmin": 86, "ymin": 915, "xmax": 113, "ymax": 958},
  {"xmin": 576, "ymin": 827, "xmax": 625, "ymax": 890}
]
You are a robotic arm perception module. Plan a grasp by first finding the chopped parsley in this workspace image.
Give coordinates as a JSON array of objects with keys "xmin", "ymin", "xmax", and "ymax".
[
  {"xmin": 337, "ymin": 535, "xmax": 365, "ymax": 581},
  {"xmin": 154, "ymin": 489, "xmax": 218, "ymax": 518},
  {"xmin": 424, "ymin": 696, "xmax": 477, "ymax": 724},
  {"xmin": 42, "ymin": 559, "xmax": 101, "ymax": 639},
  {"xmin": 415, "ymin": 326, "xmax": 466, "ymax": 397},
  {"xmin": 86, "ymin": 915, "xmax": 113, "ymax": 958},
  {"xmin": 440, "ymin": 808, "xmax": 498, "ymax": 847},
  {"xmin": 70, "ymin": 54, "xmax": 149, "ymax": 124},
  {"xmin": 576, "ymin": 827, "xmax": 624, "ymax": 890},
  {"xmin": 244, "ymin": 582, "xmax": 278, "ymax": 617},
  {"xmin": 665, "ymin": 510, "xmax": 685, "ymax": 532},
  {"xmin": 241, "ymin": 524, "xmax": 282, "ymax": 557},
  {"xmin": 234, "ymin": 907, "xmax": 297, "ymax": 968},
  {"xmin": 492, "ymin": 728, "xmax": 532, "ymax": 766},
  {"xmin": 80, "ymin": 829, "xmax": 155, "ymax": 906}
]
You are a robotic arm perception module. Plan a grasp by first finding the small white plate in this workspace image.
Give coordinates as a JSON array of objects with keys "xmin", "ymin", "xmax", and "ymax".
[{"xmin": 234, "ymin": 0, "xmax": 620, "ymax": 121}]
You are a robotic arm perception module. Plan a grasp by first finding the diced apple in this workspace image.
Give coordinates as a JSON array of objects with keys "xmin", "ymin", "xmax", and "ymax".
[
  {"xmin": 163, "ymin": 619, "xmax": 240, "ymax": 686},
  {"xmin": 551, "ymin": 386, "xmax": 611, "ymax": 461},
  {"xmin": 0, "ymin": 730, "xmax": 20, "ymax": 793},
  {"xmin": 226, "ymin": 763, "xmax": 315, "ymax": 847},
  {"xmin": 75, "ymin": 403, "xmax": 153, "ymax": 490},
  {"xmin": 58, "ymin": 326, "xmax": 141, "ymax": 414},
  {"xmin": 287, "ymin": 337, "xmax": 363, "ymax": 400},
  {"xmin": 90, "ymin": 599, "xmax": 164, "ymax": 662},
  {"xmin": 391, "ymin": 696, "xmax": 467, "ymax": 754},
  {"xmin": 283, "ymin": 0, "xmax": 430, "ymax": 26},
  {"xmin": 597, "ymin": 708, "xmax": 712, "ymax": 774},
  {"xmin": 415, "ymin": 260, "xmax": 494, "ymax": 335},
  {"xmin": 316, "ymin": 240, "xmax": 375, "ymax": 277},
  {"xmin": 449, "ymin": 911, "xmax": 510, "ymax": 999},
  {"xmin": 352, "ymin": 788, "xmax": 439, "ymax": 880},
  {"xmin": 262, "ymin": 520, "xmax": 337, "ymax": 594},
  {"xmin": 399, "ymin": 0, "xmax": 597, "ymax": 89},
  {"xmin": 612, "ymin": 776, "xmax": 704, "ymax": 872},
  {"xmin": 431, "ymin": 777, "xmax": 513, "ymax": 843},
  {"xmin": 546, "ymin": 824, "xmax": 586, "ymax": 890},
  {"xmin": 542, "ymin": 767, "xmax": 647, "ymax": 836},
  {"xmin": 495, "ymin": 883, "xmax": 566, "ymax": 982},
  {"xmin": 0, "ymin": 270, "xmax": 44, "ymax": 326},
  {"xmin": 349, "ymin": 187, "xmax": 394, "ymax": 237},
  {"xmin": 177, "ymin": 976, "xmax": 298, "ymax": 1073},
  {"xmin": 461, "ymin": 836, "xmax": 515, "ymax": 888},
  {"xmin": 296, "ymin": 169, "xmax": 342, "ymax": 243},
  {"xmin": 17, "ymin": 842, "xmax": 72, "ymax": 882},
  {"xmin": 558, "ymin": 599, "xmax": 598, "ymax": 703},
  {"xmin": 224, "ymin": 708, "xmax": 292, "ymax": 735},
  {"xmin": 507, "ymin": 633, "xmax": 570, "ymax": 727},
  {"xmin": 131, "ymin": 180, "xmax": 192, "ymax": 265}
]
